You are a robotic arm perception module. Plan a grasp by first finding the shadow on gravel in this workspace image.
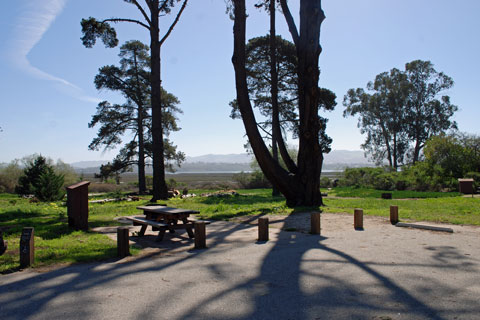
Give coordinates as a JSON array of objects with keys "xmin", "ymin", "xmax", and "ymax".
[{"xmin": 1, "ymin": 213, "xmax": 479, "ymax": 319}]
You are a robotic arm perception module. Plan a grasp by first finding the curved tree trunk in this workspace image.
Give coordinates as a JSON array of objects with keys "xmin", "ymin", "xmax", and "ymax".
[{"xmin": 233, "ymin": 0, "xmax": 325, "ymax": 207}]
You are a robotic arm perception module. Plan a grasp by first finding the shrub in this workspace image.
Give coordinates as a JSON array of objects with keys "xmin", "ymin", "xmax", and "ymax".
[
  {"xmin": 16, "ymin": 156, "xmax": 65, "ymax": 201},
  {"xmin": 233, "ymin": 171, "xmax": 271, "ymax": 189},
  {"xmin": 0, "ymin": 161, "xmax": 23, "ymax": 193},
  {"xmin": 320, "ymin": 177, "xmax": 331, "ymax": 188}
]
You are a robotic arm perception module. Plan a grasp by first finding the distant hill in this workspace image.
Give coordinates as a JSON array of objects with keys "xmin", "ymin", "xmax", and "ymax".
[
  {"xmin": 185, "ymin": 154, "xmax": 253, "ymax": 164},
  {"xmin": 70, "ymin": 150, "xmax": 373, "ymax": 174}
]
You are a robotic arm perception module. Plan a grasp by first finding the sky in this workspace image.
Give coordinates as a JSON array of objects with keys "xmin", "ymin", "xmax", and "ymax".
[{"xmin": 0, "ymin": 0, "xmax": 479, "ymax": 164}]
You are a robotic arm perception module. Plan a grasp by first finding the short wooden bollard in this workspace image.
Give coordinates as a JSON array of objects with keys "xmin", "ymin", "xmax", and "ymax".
[
  {"xmin": 194, "ymin": 222, "xmax": 206, "ymax": 249},
  {"xmin": 258, "ymin": 218, "xmax": 269, "ymax": 241},
  {"xmin": 390, "ymin": 205, "xmax": 399, "ymax": 225},
  {"xmin": 0, "ymin": 230, "xmax": 7, "ymax": 256},
  {"xmin": 310, "ymin": 212, "xmax": 321, "ymax": 235},
  {"xmin": 354, "ymin": 209, "xmax": 363, "ymax": 230},
  {"xmin": 20, "ymin": 227, "xmax": 34, "ymax": 268},
  {"xmin": 117, "ymin": 227, "xmax": 130, "ymax": 258}
]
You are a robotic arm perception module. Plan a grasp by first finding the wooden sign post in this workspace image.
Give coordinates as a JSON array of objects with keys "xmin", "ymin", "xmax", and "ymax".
[
  {"xmin": 20, "ymin": 227, "xmax": 34, "ymax": 268},
  {"xmin": 66, "ymin": 181, "xmax": 90, "ymax": 231}
]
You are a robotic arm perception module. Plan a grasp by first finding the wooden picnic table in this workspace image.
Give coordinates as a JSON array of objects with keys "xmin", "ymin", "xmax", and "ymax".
[{"xmin": 130, "ymin": 205, "xmax": 200, "ymax": 241}]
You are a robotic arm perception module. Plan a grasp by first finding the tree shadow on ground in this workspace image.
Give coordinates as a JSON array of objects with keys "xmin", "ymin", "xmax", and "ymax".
[{"xmin": 1, "ymin": 213, "xmax": 479, "ymax": 319}]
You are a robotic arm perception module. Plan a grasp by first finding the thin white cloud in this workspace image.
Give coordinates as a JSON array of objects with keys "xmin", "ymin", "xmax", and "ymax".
[{"xmin": 9, "ymin": 0, "xmax": 101, "ymax": 104}]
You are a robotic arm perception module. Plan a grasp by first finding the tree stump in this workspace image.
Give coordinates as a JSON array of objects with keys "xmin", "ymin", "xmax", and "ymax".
[
  {"xmin": 354, "ymin": 209, "xmax": 364, "ymax": 230},
  {"xmin": 117, "ymin": 227, "xmax": 130, "ymax": 258},
  {"xmin": 310, "ymin": 212, "xmax": 321, "ymax": 235},
  {"xmin": 258, "ymin": 218, "xmax": 269, "ymax": 241}
]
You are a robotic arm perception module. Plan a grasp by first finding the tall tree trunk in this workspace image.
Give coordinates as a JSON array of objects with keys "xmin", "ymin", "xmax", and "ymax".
[
  {"xmin": 269, "ymin": 0, "xmax": 280, "ymax": 197},
  {"xmin": 150, "ymin": 2, "xmax": 168, "ymax": 201},
  {"xmin": 294, "ymin": 0, "xmax": 325, "ymax": 206},
  {"xmin": 137, "ymin": 115, "xmax": 146, "ymax": 194},
  {"xmin": 133, "ymin": 48, "xmax": 147, "ymax": 194},
  {"xmin": 233, "ymin": 0, "xmax": 325, "ymax": 207},
  {"xmin": 393, "ymin": 133, "xmax": 397, "ymax": 170}
]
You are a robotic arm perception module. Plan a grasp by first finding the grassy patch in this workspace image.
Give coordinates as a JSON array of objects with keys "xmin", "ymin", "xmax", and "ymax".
[
  {"xmin": 328, "ymin": 187, "xmax": 461, "ymax": 199},
  {"xmin": 323, "ymin": 197, "xmax": 480, "ymax": 225}
]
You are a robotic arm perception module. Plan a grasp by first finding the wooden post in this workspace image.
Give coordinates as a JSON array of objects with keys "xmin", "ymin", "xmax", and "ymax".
[
  {"xmin": 66, "ymin": 181, "xmax": 90, "ymax": 231},
  {"xmin": 310, "ymin": 212, "xmax": 321, "ymax": 235},
  {"xmin": 390, "ymin": 205, "xmax": 399, "ymax": 225},
  {"xmin": 0, "ymin": 230, "xmax": 7, "ymax": 256},
  {"xmin": 354, "ymin": 209, "xmax": 363, "ymax": 230},
  {"xmin": 117, "ymin": 227, "xmax": 130, "ymax": 258},
  {"xmin": 194, "ymin": 222, "xmax": 206, "ymax": 249},
  {"xmin": 258, "ymin": 218, "xmax": 269, "ymax": 241},
  {"xmin": 20, "ymin": 227, "xmax": 34, "ymax": 268}
]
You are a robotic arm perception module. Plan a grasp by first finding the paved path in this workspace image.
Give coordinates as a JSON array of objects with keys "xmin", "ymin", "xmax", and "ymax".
[{"xmin": 1, "ymin": 215, "xmax": 479, "ymax": 320}]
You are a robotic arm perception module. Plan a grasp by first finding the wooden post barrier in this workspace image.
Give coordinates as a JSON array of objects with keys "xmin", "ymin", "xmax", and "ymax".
[
  {"xmin": 354, "ymin": 209, "xmax": 364, "ymax": 230},
  {"xmin": 117, "ymin": 227, "xmax": 130, "ymax": 258},
  {"xmin": 258, "ymin": 218, "xmax": 269, "ymax": 241},
  {"xmin": 310, "ymin": 212, "xmax": 321, "ymax": 235},
  {"xmin": 20, "ymin": 227, "xmax": 34, "ymax": 268},
  {"xmin": 194, "ymin": 222, "xmax": 206, "ymax": 249},
  {"xmin": 390, "ymin": 205, "xmax": 399, "ymax": 225},
  {"xmin": 0, "ymin": 230, "xmax": 7, "ymax": 256}
]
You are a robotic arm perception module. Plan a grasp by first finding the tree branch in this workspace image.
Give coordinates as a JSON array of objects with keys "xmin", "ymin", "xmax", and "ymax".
[
  {"xmin": 102, "ymin": 18, "xmax": 150, "ymax": 30},
  {"xmin": 279, "ymin": 0, "xmax": 299, "ymax": 46},
  {"xmin": 130, "ymin": 0, "xmax": 152, "ymax": 26},
  {"xmin": 159, "ymin": 0, "xmax": 188, "ymax": 46}
]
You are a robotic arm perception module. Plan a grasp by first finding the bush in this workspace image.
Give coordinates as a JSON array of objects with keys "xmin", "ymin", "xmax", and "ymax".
[
  {"xmin": 0, "ymin": 161, "xmax": 23, "ymax": 193},
  {"xmin": 233, "ymin": 171, "xmax": 271, "ymax": 189},
  {"xmin": 16, "ymin": 156, "xmax": 65, "ymax": 201},
  {"xmin": 320, "ymin": 177, "xmax": 331, "ymax": 188}
]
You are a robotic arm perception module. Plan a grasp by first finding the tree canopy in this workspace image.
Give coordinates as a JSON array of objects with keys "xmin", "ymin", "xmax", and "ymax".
[
  {"xmin": 232, "ymin": 0, "xmax": 333, "ymax": 207},
  {"xmin": 81, "ymin": 0, "xmax": 188, "ymax": 201},
  {"xmin": 344, "ymin": 59, "xmax": 457, "ymax": 169},
  {"xmin": 88, "ymin": 41, "xmax": 184, "ymax": 193}
]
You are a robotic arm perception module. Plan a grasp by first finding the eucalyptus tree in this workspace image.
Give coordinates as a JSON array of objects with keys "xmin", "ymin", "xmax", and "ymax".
[
  {"xmin": 404, "ymin": 60, "xmax": 457, "ymax": 163},
  {"xmin": 344, "ymin": 60, "xmax": 457, "ymax": 168},
  {"xmin": 81, "ymin": 0, "xmax": 188, "ymax": 201},
  {"xmin": 232, "ymin": 0, "xmax": 333, "ymax": 207},
  {"xmin": 344, "ymin": 68, "xmax": 410, "ymax": 170},
  {"xmin": 88, "ymin": 41, "xmax": 183, "ymax": 193}
]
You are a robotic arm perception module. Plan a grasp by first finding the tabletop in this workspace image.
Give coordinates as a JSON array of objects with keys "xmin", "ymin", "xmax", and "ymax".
[{"xmin": 136, "ymin": 205, "xmax": 199, "ymax": 215}]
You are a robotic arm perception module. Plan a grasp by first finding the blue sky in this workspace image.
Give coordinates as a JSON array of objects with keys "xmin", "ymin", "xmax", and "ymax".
[{"xmin": 1, "ymin": 0, "xmax": 479, "ymax": 164}]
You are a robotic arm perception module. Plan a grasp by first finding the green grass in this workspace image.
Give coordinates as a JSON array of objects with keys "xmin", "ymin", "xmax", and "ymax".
[
  {"xmin": 1, "ymin": 187, "xmax": 478, "ymax": 273},
  {"xmin": 328, "ymin": 186, "xmax": 461, "ymax": 199},
  {"xmin": 323, "ymin": 197, "xmax": 480, "ymax": 225}
]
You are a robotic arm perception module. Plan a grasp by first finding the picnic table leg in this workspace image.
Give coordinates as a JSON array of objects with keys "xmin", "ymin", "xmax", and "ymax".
[
  {"xmin": 182, "ymin": 218, "xmax": 195, "ymax": 238},
  {"xmin": 156, "ymin": 228, "xmax": 166, "ymax": 242},
  {"xmin": 138, "ymin": 225, "xmax": 147, "ymax": 237}
]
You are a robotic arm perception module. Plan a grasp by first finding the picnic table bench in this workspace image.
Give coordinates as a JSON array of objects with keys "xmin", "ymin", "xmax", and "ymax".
[{"xmin": 124, "ymin": 205, "xmax": 209, "ymax": 242}]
